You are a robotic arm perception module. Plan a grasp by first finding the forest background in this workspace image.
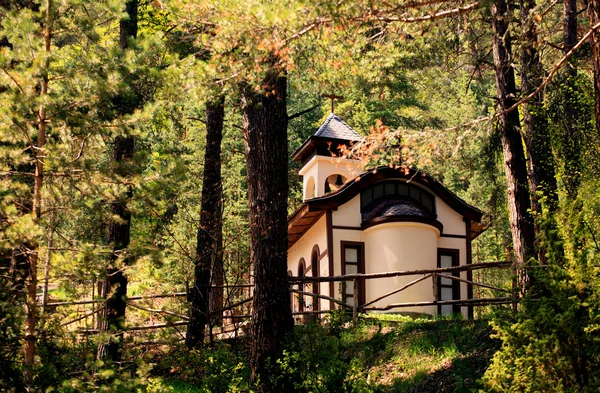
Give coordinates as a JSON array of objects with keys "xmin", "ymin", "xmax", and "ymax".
[{"xmin": 1, "ymin": 0, "xmax": 600, "ymax": 391}]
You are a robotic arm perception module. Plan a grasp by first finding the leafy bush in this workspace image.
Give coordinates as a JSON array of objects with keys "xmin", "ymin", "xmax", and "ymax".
[
  {"xmin": 484, "ymin": 186, "xmax": 600, "ymax": 392},
  {"xmin": 153, "ymin": 344, "xmax": 250, "ymax": 393}
]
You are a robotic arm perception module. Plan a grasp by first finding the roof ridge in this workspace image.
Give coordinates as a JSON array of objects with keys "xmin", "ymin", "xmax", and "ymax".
[
  {"xmin": 314, "ymin": 113, "xmax": 361, "ymax": 140},
  {"xmin": 314, "ymin": 113, "xmax": 335, "ymax": 136}
]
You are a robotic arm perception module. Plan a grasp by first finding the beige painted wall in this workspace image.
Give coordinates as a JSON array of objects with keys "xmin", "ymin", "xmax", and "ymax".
[
  {"xmin": 299, "ymin": 156, "xmax": 362, "ymax": 200},
  {"xmin": 436, "ymin": 198, "xmax": 466, "ymax": 236},
  {"xmin": 287, "ymin": 215, "xmax": 330, "ymax": 312},
  {"xmin": 332, "ymin": 195, "xmax": 361, "ymax": 227},
  {"xmin": 363, "ymin": 222, "xmax": 439, "ymax": 315}
]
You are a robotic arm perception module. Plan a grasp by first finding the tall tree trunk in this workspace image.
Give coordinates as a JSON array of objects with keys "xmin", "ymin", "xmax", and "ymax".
[
  {"xmin": 589, "ymin": 0, "xmax": 600, "ymax": 134},
  {"xmin": 206, "ymin": 98, "xmax": 225, "ymax": 328},
  {"xmin": 520, "ymin": 0, "xmax": 558, "ymax": 264},
  {"xmin": 97, "ymin": 0, "xmax": 137, "ymax": 362},
  {"xmin": 24, "ymin": 0, "xmax": 51, "ymax": 385},
  {"xmin": 186, "ymin": 96, "xmax": 225, "ymax": 348},
  {"xmin": 559, "ymin": 0, "xmax": 582, "ymax": 196},
  {"xmin": 242, "ymin": 72, "xmax": 293, "ymax": 389},
  {"xmin": 491, "ymin": 0, "xmax": 536, "ymax": 266}
]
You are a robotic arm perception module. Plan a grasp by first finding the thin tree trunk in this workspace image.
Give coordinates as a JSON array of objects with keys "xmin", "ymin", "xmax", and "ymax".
[
  {"xmin": 24, "ymin": 0, "xmax": 51, "ymax": 385},
  {"xmin": 186, "ymin": 96, "xmax": 225, "ymax": 348},
  {"xmin": 589, "ymin": 0, "xmax": 600, "ymax": 134},
  {"xmin": 520, "ymin": 0, "xmax": 558, "ymax": 264},
  {"xmin": 97, "ymin": 0, "xmax": 137, "ymax": 362},
  {"xmin": 559, "ymin": 0, "xmax": 582, "ymax": 196},
  {"xmin": 491, "ymin": 0, "xmax": 536, "ymax": 266},
  {"xmin": 242, "ymin": 72, "xmax": 293, "ymax": 389}
]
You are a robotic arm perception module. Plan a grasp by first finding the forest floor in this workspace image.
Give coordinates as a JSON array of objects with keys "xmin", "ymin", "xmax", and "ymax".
[{"xmin": 154, "ymin": 316, "xmax": 500, "ymax": 392}]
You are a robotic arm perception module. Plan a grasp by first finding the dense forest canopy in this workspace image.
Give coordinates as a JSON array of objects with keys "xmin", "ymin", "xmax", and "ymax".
[{"xmin": 1, "ymin": 0, "xmax": 600, "ymax": 391}]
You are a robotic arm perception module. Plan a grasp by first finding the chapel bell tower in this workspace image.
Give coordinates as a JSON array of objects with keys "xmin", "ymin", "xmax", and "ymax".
[{"xmin": 291, "ymin": 113, "xmax": 363, "ymax": 201}]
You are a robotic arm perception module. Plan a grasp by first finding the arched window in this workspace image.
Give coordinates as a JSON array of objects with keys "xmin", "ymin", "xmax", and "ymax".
[
  {"xmin": 305, "ymin": 176, "xmax": 316, "ymax": 200},
  {"xmin": 360, "ymin": 181, "xmax": 436, "ymax": 220},
  {"xmin": 297, "ymin": 259, "xmax": 306, "ymax": 313},
  {"xmin": 311, "ymin": 245, "xmax": 320, "ymax": 312}
]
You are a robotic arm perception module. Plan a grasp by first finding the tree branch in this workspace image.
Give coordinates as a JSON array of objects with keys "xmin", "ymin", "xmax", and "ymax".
[{"xmin": 288, "ymin": 103, "xmax": 320, "ymax": 121}]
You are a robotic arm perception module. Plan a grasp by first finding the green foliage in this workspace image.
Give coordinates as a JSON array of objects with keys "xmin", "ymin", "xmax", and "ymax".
[
  {"xmin": 56, "ymin": 360, "xmax": 172, "ymax": 393},
  {"xmin": 484, "ymin": 178, "xmax": 600, "ymax": 392},
  {"xmin": 153, "ymin": 345, "xmax": 250, "ymax": 393},
  {"xmin": 270, "ymin": 317, "xmax": 497, "ymax": 393},
  {"xmin": 0, "ymin": 272, "xmax": 25, "ymax": 392}
]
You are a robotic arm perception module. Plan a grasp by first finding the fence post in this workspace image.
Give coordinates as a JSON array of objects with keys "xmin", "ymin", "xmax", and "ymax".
[
  {"xmin": 352, "ymin": 278, "xmax": 358, "ymax": 325},
  {"xmin": 432, "ymin": 273, "xmax": 438, "ymax": 303}
]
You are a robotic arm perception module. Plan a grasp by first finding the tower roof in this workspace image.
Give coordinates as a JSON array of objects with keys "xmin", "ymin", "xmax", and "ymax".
[
  {"xmin": 314, "ymin": 113, "xmax": 361, "ymax": 140},
  {"xmin": 291, "ymin": 114, "xmax": 362, "ymax": 164}
]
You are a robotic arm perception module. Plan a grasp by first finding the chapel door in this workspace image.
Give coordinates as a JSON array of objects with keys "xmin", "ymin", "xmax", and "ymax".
[
  {"xmin": 438, "ymin": 249, "xmax": 460, "ymax": 316},
  {"xmin": 342, "ymin": 242, "xmax": 365, "ymax": 309}
]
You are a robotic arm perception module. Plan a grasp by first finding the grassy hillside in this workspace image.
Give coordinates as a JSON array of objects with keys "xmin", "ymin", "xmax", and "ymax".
[{"xmin": 154, "ymin": 316, "xmax": 500, "ymax": 393}]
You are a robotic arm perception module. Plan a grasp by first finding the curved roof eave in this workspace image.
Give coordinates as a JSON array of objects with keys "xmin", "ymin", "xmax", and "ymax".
[
  {"xmin": 288, "ymin": 166, "xmax": 486, "ymax": 249},
  {"xmin": 306, "ymin": 166, "xmax": 483, "ymax": 222}
]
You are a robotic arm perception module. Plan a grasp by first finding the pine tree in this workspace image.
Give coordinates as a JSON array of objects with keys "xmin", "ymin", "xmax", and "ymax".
[
  {"xmin": 97, "ymin": 0, "xmax": 139, "ymax": 362},
  {"xmin": 186, "ymin": 94, "xmax": 225, "ymax": 348},
  {"xmin": 491, "ymin": 0, "xmax": 536, "ymax": 266},
  {"xmin": 242, "ymin": 71, "xmax": 293, "ymax": 388}
]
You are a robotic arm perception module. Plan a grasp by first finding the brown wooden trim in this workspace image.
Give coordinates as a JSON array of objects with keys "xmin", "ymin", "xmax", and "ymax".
[
  {"xmin": 465, "ymin": 218, "xmax": 474, "ymax": 319},
  {"xmin": 319, "ymin": 250, "xmax": 328, "ymax": 260},
  {"xmin": 326, "ymin": 210, "xmax": 334, "ymax": 310},
  {"xmin": 440, "ymin": 233, "xmax": 467, "ymax": 239},
  {"xmin": 331, "ymin": 225, "xmax": 362, "ymax": 231},
  {"xmin": 341, "ymin": 241, "xmax": 366, "ymax": 307},
  {"xmin": 362, "ymin": 216, "xmax": 443, "ymax": 233},
  {"xmin": 437, "ymin": 248, "xmax": 460, "ymax": 315}
]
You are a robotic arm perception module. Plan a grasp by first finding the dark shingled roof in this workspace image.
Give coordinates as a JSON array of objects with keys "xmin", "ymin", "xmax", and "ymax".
[
  {"xmin": 362, "ymin": 200, "xmax": 429, "ymax": 222},
  {"xmin": 314, "ymin": 113, "xmax": 361, "ymax": 141}
]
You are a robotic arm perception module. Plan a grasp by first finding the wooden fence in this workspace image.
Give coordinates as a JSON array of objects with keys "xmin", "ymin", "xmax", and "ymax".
[{"xmin": 44, "ymin": 261, "xmax": 517, "ymax": 341}]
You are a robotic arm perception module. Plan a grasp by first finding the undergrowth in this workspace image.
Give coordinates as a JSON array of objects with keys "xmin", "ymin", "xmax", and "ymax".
[{"xmin": 37, "ymin": 314, "xmax": 499, "ymax": 392}]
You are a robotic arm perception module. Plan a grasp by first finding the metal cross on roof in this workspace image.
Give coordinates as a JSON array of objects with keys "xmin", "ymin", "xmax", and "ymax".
[{"xmin": 321, "ymin": 93, "xmax": 344, "ymax": 113}]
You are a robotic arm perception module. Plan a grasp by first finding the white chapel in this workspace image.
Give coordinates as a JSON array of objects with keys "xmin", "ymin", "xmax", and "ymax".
[{"xmin": 287, "ymin": 113, "xmax": 486, "ymax": 320}]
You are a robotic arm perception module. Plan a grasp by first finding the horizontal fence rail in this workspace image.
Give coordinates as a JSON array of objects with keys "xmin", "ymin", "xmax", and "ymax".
[{"xmin": 47, "ymin": 261, "xmax": 517, "ymax": 339}]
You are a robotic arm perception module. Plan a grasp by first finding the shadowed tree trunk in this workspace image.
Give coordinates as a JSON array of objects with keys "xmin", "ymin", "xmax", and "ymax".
[
  {"xmin": 242, "ymin": 72, "xmax": 293, "ymax": 390},
  {"xmin": 206, "ymin": 98, "xmax": 225, "ymax": 328},
  {"xmin": 97, "ymin": 0, "xmax": 137, "ymax": 362},
  {"xmin": 520, "ymin": 0, "xmax": 558, "ymax": 264},
  {"xmin": 186, "ymin": 95, "xmax": 225, "ymax": 348},
  {"xmin": 491, "ymin": 0, "xmax": 536, "ymax": 266},
  {"xmin": 558, "ymin": 0, "xmax": 582, "ymax": 196}
]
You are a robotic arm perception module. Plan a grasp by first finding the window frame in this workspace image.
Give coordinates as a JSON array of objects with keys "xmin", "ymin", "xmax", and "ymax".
[
  {"xmin": 437, "ymin": 248, "xmax": 461, "ymax": 316},
  {"xmin": 341, "ymin": 241, "xmax": 366, "ymax": 308}
]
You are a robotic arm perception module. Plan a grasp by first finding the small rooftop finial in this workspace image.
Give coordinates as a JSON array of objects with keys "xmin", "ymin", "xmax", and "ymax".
[{"xmin": 321, "ymin": 93, "xmax": 344, "ymax": 113}]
